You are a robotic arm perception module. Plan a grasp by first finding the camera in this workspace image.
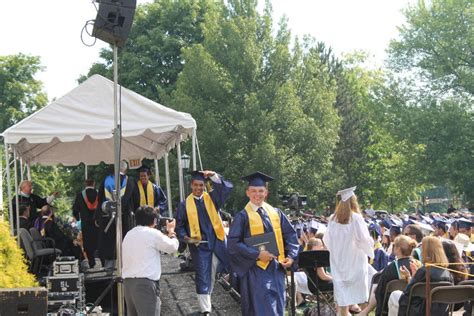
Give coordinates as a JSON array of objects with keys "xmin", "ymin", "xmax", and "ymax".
[
  {"xmin": 155, "ymin": 213, "xmax": 173, "ymax": 234},
  {"xmin": 280, "ymin": 192, "xmax": 308, "ymax": 209}
]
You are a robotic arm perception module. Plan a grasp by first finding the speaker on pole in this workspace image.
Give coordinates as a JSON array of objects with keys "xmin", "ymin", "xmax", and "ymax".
[{"xmin": 92, "ymin": 0, "xmax": 137, "ymax": 47}]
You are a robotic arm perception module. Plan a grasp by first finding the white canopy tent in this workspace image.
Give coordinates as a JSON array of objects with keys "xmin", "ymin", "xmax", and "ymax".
[{"xmin": 2, "ymin": 74, "xmax": 199, "ymax": 233}]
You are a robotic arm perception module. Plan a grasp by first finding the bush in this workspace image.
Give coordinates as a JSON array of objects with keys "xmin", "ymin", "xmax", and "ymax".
[{"xmin": 0, "ymin": 221, "xmax": 37, "ymax": 288}]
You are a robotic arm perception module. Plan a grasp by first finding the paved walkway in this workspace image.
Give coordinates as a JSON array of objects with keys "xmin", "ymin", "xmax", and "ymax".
[{"xmin": 160, "ymin": 254, "xmax": 241, "ymax": 315}]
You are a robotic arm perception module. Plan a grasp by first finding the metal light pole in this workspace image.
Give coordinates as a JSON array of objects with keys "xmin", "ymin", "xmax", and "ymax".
[{"xmin": 112, "ymin": 44, "xmax": 125, "ymax": 316}]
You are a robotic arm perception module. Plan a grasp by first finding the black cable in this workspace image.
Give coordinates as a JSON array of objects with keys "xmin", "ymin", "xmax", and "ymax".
[{"xmin": 80, "ymin": 20, "xmax": 97, "ymax": 47}]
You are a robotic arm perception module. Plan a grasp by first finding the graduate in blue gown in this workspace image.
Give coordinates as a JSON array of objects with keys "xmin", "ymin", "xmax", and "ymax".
[
  {"xmin": 227, "ymin": 172, "xmax": 299, "ymax": 316},
  {"xmin": 132, "ymin": 165, "xmax": 168, "ymax": 215},
  {"xmin": 176, "ymin": 170, "xmax": 233, "ymax": 315}
]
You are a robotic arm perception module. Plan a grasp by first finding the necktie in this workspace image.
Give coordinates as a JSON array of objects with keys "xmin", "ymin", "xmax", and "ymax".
[{"xmin": 257, "ymin": 207, "xmax": 272, "ymax": 232}]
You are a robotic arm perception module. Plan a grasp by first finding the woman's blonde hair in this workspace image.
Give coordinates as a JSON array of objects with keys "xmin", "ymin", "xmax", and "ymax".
[
  {"xmin": 334, "ymin": 195, "xmax": 361, "ymax": 224},
  {"xmin": 422, "ymin": 236, "xmax": 449, "ymax": 267},
  {"xmin": 394, "ymin": 235, "xmax": 417, "ymax": 257}
]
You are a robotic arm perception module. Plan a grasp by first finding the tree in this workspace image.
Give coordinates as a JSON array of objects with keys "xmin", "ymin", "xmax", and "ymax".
[
  {"xmin": 0, "ymin": 54, "xmax": 47, "ymax": 132},
  {"xmin": 171, "ymin": 1, "xmax": 340, "ymax": 210},
  {"xmin": 388, "ymin": 0, "xmax": 474, "ymax": 95}
]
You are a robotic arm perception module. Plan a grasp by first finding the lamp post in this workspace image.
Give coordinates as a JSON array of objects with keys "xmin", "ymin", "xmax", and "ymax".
[{"xmin": 181, "ymin": 154, "xmax": 191, "ymax": 197}]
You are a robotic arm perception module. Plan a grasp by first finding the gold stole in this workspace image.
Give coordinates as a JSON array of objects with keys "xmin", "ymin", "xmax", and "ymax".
[
  {"xmin": 245, "ymin": 202, "xmax": 285, "ymax": 270},
  {"xmin": 185, "ymin": 192, "xmax": 225, "ymax": 241},
  {"xmin": 370, "ymin": 241, "xmax": 383, "ymax": 265},
  {"xmin": 138, "ymin": 181, "xmax": 155, "ymax": 207}
]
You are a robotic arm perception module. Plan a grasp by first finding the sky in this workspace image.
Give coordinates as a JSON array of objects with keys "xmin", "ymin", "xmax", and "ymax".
[{"xmin": 0, "ymin": 0, "xmax": 412, "ymax": 101}]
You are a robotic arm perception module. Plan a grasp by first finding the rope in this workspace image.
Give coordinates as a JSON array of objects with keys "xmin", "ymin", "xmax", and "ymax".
[{"xmin": 426, "ymin": 262, "xmax": 474, "ymax": 278}]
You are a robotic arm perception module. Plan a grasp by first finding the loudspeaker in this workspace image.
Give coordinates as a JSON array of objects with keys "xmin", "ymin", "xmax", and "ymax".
[
  {"xmin": 0, "ymin": 287, "xmax": 47, "ymax": 315},
  {"xmin": 92, "ymin": 0, "xmax": 137, "ymax": 47}
]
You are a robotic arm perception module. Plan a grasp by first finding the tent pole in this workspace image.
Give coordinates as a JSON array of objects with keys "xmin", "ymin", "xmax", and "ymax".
[
  {"xmin": 19, "ymin": 157, "xmax": 24, "ymax": 181},
  {"xmin": 154, "ymin": 158, "xmax": 160, "ymax": 187},
  {"xmin": 192, "ymin": 128, "xmax": 197, "ymax": 171},
  {"xmin": 26, "ymin": 162, "xmax": 31, "ymax": 181},
  {"xmin": 177, "ymin": 139, "xmax": 184, "ymax": 203},
  {"xmin": 112, "ymin": 43, "xmax": 124, "ymax": 316},
  {"xmin": 4, "ymin": 143, "xmax": 13, "ymax": 235},
  {"xmin": 164, "ymin": 153, "xmax": 172, "ymax": 217},
  {"xmin": 85, "ymin": 164, "xmax": 88, "ymax": 180},
  {"xmin": 13, "ymin": 149, "xmax": 20, "ymax": 243}
]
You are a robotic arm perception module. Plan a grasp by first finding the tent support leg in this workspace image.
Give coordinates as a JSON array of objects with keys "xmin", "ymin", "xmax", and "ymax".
[
  {"xmin": 13, "ymin": 150, "xmax": 20, "ymax": 243},
  {"xmin": 192, "ymin": 128, "xmax": 197, "ymax": 171},
  {"xmin": 4, "ymin": 143, "xmax": 13, "ymax": 235},
  {"xmin": 164, "ymin": 153, "xmax": 172, "ymax": 217},
  {"xmin": 177, "ymin": 139, "xmax": 184, "ymax": 202},
  {"xmin": 154, "ymin": 158, "xmax": 160, "ymax": 187}
]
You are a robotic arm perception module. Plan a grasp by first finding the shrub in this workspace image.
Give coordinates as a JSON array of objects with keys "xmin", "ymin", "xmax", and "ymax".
[{"xmin": 0, "ymin": 221, "xmax": 37, "ymax": 288}]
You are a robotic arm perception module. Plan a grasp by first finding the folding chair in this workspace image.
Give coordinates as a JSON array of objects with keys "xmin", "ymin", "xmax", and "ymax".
[
  {"xmin": 430, "ymin": 285, "xmax": 474, "ymax": 316},
  {"xmin": 29, "ymin": 227, "xmax": 61, "ymax": 257},
  {"xmin": 405, "ymin": 281, "xmax": 451, "ymax": 316},
  {"xmin": 380, "ymin": 279, "xmax": 408, "ymax": 315},
  {"xmin": 298, "ymin": 250, "xmax": 336, "ymax": 316},
  {"xmin": 19, "ymin": 228, "xmax": 59, "ymax": 275}
]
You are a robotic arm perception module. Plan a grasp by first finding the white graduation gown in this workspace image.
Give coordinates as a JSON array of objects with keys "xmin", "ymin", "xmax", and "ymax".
[{"xmin": 323, "ymin": 212, "xmax": 374, "ymax": 306}]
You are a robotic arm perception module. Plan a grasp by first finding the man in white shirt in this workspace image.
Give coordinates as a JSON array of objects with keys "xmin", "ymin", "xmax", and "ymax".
[{"xmin": 122, "ymin": 206, "xmax": 179, "ymax": 316}]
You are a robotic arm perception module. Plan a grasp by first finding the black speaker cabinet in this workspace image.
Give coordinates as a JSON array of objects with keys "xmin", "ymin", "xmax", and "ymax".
[
  {"xmin": 0, "ymin": 287, "xmax": 47, "ymax": 316},
  {"xmin": 92, "ymin": 0, "xmax": 137, "ymax": 47}
]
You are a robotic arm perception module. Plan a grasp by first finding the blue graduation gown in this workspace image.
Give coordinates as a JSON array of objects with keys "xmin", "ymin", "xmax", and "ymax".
[
  {"xmin": 372, "ymin": 247, "xmax": 389, "ymax": 271},
  {"xmin": 132, "ymin": 181, "xmax": 168, "ymax": 215},
  {"xmin": 176, "ymin": 175, "xmax": 233, "ymax": 294},
  {"xmin": 227, "ymin": 207, "xmax": 299, "ymax": 316}
]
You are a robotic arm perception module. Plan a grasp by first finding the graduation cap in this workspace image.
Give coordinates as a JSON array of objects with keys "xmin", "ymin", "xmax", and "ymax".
[
  {"xmin": 309, "ymin": 220, "xmax": 319, "ymax": 233},
  {"xmin": 138, "ymin": 165, "xmax": 151, "ymax": 173},
  {"xmin": 457, "ymin": 218, "xmax": 473, "ymax": 230},
  {"xmin": 433, "ymin": 218, "xmax": 448, "ymax": 231},
  {"xmin": 390, "ymin": 215, "xmax": 404, "ymax": 228},
  {"xmin": 336, "ymin": 186, "xmax": 356, "ymax": 202},
  {"xmin": 189, "ymin": 170, "xmax": 206, "ymax": 182},
  {"xmin": 369, "ymin": 222, "xmax": 382, "ymax": 237},
  {"xmin": 242, "ymin": 171, "xmax": 274, "ymax": 187}
]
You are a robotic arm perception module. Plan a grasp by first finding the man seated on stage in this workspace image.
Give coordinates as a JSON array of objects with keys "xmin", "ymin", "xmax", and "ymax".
[
  {"xmin": 12, "ymin": 180, "xmax": 59, "ymax": 232},
  {"xmin": 122, "ymin": 206, "xmax": 179, "ymax": 316},
  {"xmin": 228, "ymin": 172, "xmax": 299, "ymax": 316},
  {"xmin": 176, "ymin": 170, "xmax": 233, "ymax": 315},
  {"xmin": 18, "ymin": 204, "xmax": 31, "ymax": 230},
  {"xmin": 35, "ymin": 205, "xmax": 81, "ymax": 258},
  {"xmin": 132, "ymin": 165, "xmax": 168, "ymax": 216},
  {"xmin": 72, "ymin": 179, "xmax": 100, "ymax": 269}
]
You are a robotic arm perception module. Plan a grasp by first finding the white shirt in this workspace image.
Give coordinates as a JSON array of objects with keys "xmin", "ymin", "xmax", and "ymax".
[{"xmin": 122, "ymin": 225, "xmax": 179, "ymax": 281}]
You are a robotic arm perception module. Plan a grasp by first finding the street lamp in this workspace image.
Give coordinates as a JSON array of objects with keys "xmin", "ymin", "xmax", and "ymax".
[
  {"xmin": 181, "ymin": 154, "xmax": 191, "ymax": 170},
  {"xmin": 181, "ymin": 154, "xmax": 191, "ymax": 196}
]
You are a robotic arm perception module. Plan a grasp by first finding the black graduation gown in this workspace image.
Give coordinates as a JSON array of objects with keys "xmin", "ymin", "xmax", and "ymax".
[
  {"xmin": 72, "ymin": 188, "xmax": 99, "ymax": 265},
  {"xmin": 375, "ymin": 257, "xmax": 413, "ymax": 316},
  {"xmin": 397, "ymin": 266, "xmax": 453, "ymax": 316},
  {"xmin": 11, "ymin": 194, "xmax": 48, "ymax": 230}
]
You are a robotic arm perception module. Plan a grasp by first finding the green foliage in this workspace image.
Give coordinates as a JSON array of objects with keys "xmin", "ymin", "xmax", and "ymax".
[
  {"xmin": 0, "ymin": 221, "xmax": 37, "ymax": 288},
  {"xmin": 171, "ymin": 2, "xmax": 340, "ymax": 209},
  {"xmin": 0, "ymin": 54, "xmax": 48, "ymax": 132},
  {"xmin": 388, "ymin": 0, "xmax": 474, "ymax": 95}
]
